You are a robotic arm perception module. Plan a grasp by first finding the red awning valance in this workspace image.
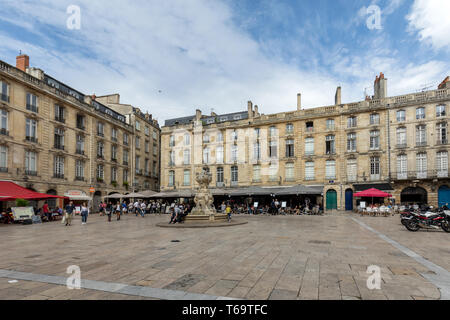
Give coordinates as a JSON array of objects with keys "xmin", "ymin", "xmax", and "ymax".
[
  {"xmin": 0, "ymin": 181, "xmax": 67, "ymax": 201},
  {"xmin": 354, "ymin": 188, "xmax": 392, "ymax": 198}
]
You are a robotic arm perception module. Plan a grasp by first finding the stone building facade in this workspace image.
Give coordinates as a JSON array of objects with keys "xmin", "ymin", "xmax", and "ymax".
[
  {"xmin": 0, "ymin": 55, "xmax": 160, "ymax": 209},
  {"xmin": 160, "ymin": 73, "xmax": 450, "ymax": 210}
]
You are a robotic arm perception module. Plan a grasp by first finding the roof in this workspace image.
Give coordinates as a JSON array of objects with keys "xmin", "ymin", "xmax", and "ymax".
[
  {"xmin": 0, "ymin": 181, "xmax": 66, "ymax": 201},
  {"xmin": 164, "ymin": 111, "xmax": 249, "ymax": 127}
]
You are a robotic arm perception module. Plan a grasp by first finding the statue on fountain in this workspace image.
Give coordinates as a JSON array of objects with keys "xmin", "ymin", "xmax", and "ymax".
[{"xmin": 190, "ymin": 166, "xmax": 216, "ymax": 216}]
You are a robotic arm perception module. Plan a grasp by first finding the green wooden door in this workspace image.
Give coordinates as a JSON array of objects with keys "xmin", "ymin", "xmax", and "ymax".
[{"xmin": 326, "ymin": 190, "xmax": 337, "ymax": 210}]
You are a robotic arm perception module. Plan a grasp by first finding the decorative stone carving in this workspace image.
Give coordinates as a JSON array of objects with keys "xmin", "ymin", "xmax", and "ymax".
[{"xmin": 190, "ymin": 166, "xmax": 216, "ymax": 216}]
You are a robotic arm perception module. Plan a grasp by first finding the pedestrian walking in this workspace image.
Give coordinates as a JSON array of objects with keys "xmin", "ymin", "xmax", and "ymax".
[
  {"xmin": 81, "ymin": 202, "xmax": 89, "ymax": 225},
  {"xmin": 226, "ymin": 204, "xmax": 232, "ymax": 222},
  {"xmin": 106, "ymin": 201, "xmax": 112, "ymax": 222},
  {"xmin": 134, "ymin": 200, "xmax": 140, "ymax": 216},
  {"xmin": 116, "ymin": 202, "xmax": 121, "ymax": 221},
  {"xmin": 64, "ymin": 201, "xmax": 75, "ymax": 226}
]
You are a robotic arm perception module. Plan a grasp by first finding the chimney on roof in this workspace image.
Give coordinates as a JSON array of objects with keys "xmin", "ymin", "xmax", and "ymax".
[
  {"xmin": 335, "ymin": 87, "xmax": 341, "ymax": 105},
  {"xmin": 195, "ymin": 109, "xmax": 202, "ymax": 121},
  {"xmin": 248, "ymin": 101, "xmax": 253, "ymax": 120},
  {"xmin": 16, "ymin": 54, "xmax": 30, "ymax": 72},
  {"xmin": 438, "ymin": 76, "xmax": 450, "ymax": 90},
  {"xmin": 374, "ymin": 72, "xmax": 387, "ymax": 99},
  {"xmin": 297, "ymin": 93, "xmax": 302, "ymax": 110}
]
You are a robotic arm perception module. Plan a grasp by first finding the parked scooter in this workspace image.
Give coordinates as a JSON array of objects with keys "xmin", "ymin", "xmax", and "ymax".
[{"xmin": 403, "ymin": 208, "xmax": 450, "ymax": 232}]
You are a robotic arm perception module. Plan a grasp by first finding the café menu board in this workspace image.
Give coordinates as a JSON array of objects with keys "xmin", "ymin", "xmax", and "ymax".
[{"xmin": 11, "ymin": 207, "xmax": 34, "ymax": 221}]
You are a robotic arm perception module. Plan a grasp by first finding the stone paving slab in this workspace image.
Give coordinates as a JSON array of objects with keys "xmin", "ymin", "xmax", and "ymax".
[{"xmin": 0, "ymin": 213, "xmax": 448, "ymax": 300}]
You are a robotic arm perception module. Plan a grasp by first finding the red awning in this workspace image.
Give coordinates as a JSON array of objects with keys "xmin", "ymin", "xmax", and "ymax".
[
  {"xmin": 0, "ymin": 181, "xmax": 66, "ymax": 201},
  {"xmin": 354, "ymin": 188, "xmax": 392, "ymax": 198}
]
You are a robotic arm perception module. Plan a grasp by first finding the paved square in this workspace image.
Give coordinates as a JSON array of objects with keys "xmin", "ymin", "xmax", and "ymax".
[{"xmin": 0, "ymin": 213, "xmax": 448, "ymax": 300}]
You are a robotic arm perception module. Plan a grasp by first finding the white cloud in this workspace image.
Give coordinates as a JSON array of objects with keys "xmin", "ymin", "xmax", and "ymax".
[{"xmin": 407, "ymin": 0, "xmax": 450, "ymax": 50}]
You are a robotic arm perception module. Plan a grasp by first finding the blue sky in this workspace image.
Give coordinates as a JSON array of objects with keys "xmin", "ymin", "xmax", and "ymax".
[{"xmin": 0, "ymin": 0, "xmax": 449, "ymax": 122}]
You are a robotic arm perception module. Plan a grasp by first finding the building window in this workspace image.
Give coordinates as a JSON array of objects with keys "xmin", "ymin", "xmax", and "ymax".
[
  {"xmin": 370, "ymin": 130, "xmax": 380, "ymax": 150},
  {"xmin": 111, "ymin": 167, "xmax": 117, "ymax": 182},
  {"xmin": 326, "ymin": 119, "xmax": 335, "ymax": 130},
  {"xmin": 396, "ymin": 127, "xmax": 406, "ymax": 147},
  {"xmin": 269, "ymin": 126, "xmax": 277, "ymax": 137},
  {"xmin": 416, "ymin": 107, "xmax": 425, "ymax": 120},
  {"xmin": 231, "ymin": 130, "xmax": 238, "ymax": 141},
  {"xmin": 416, "ymin": 125, "xmax": 427, "ymax": 146},
  {"xmin": 153, "ymin": 143, "xmax": 157, "ymax": 156},
  {"xmin": 169, "ymin": 170, "xmax": 175, "ymax": 187},
  {"xmin": 54, "ymin": 104, "xmax": 65, "ymax": 123},
  {"xmin": 135, "ymin": 155, "xmax": 141, "ymax": 171},
  {"xmin": 269, "ymin": 164, "xmax": 278, "ymax": 181},
  {"xmin": 305, "ymin": 137, "xmax": 314, "ymax": 156},
  {"xmin": 123, "ymin": 169, "xmax": 128, "ymax": 183},
  {"xmin": 370, "ymin": 157, "xmax": 380, "ymax": 180},
  {"xmin": 169, "ymin": 135, "xmax": 175, "ymax": 147},
  {"xmin": 97, "ymin": 141, "xmax": 104, "ymax": 158},
  {"xmin": 217, "ymin": 131, "xmax": 223, "ymax": 142},
  {"xmin": 347, "ymin": 159, "xmax": 357, "ymax": 182},
  {"xmin": 231, "ymin": 145, "xmax": 238, "ymax": 162},
  {"xmin": 416, "ymin": 153, "xmax": 427, "ymax": 178},
  {"xmin": 184, "ymin": 134, "xmax": 190, "ymax": 146},
  {"xmin": 97, "ymin": 164, "xmax": 104, "ymax": 180},
  {"xmin": 76, "ymin": 135, "xmax": 84, "ymax": 154},
  {"xmin": 75, "ymin": 160, "xmax": 84, "ymax": 180},
  {"xmin": 76, "ymin": 114, "xmax": 85, "ymax": 130},
  {"xmin": 347, "ymin": 133, "xmax": 356, "ymax": 152},
  {"xmin": 217, "ymin": 167, "xmax": 224, "ymax": 184},
  {"xmin": 123, "ymin": 149, "xmax": 129, "ymax": 165},
  {"xmin": 437, "ymin": 122, "xmax": 448, "ymax": 144},
  {"xmin": 203, "ymin": 134, "xmax": 210, "ymax": 143},
  {"xmin": 370, "ymin": 113, "xmax": 380, "ymax": 125},
  {"xmin": 97, "ymin": 122, "xmax": 104, "ymax": 136},
  {"xmin": 123, "ymin": 133, "xmax": 129, "ymax": 145},
  {"xmin": 153, "ymin": 131, "xmax": 157, "ymax": 140},
  {"xmin": 286, "ymin": 123, "xmax": 294, "ymax": 135},
  {"xmin": 253, "ymin": 165, "xmax": 261, "ymax": 182},
  {"xmin": 397, "ymin": 110, "xmax": 406, "ymax": 122},
  {"xmin": 203, "ymin": 147, "xmax": 210, "ymax": 164},
  {"xmin": 26, "ymin": 93, "xmax": 38, "ymax": 113},
  {"xmin": 135, "ymin": 136, "xmax": 140, "ymax": 149},
  {"xmin": 169, "ymin": 151, "xmax": 175, "ymax": 166},
  {"xmin": 26, "ymin": 118, "xmax": 37, "ymax": 141},
  {"xmin": 183, "ymin": 170, "xmax": 190, "ymax": 186},
  {"xmin": 348, "ymin": 116, "xmax": 357, "ymax": 128},
  {"xmin": 326, "ymin": 160, "xmax": 336, "ymax": 180},
  {"xmin": 231, "ymin": 166, "xmax": 238, "ymax": 183},
  {"xmin": 253, "ymin": 142, "xmax": 261, "ymax": 161},
  {"xmin": 326, "ymin": 135, "xmax": 335, "ymax": 155},
  {"xmin": 254, "ymin": 128, "xmax": 260, "ymax": 138},
  {"xmin": 286, "ymin": 139, "xmax": 295, "ymax": 158},
  {"xmin": 25, "ymin": 151, "xmax": 37, "ymax": 174},
  {"xmin": 111, "ymin": 128, "xmax": 118, "ymax": 141},
  {"xmin": 0, "ymin": 81, "xmax": 9, "ymax": 103},
  {"xmin": 54, "ymin": 156, "xmax": 64, "ymax": 178},
  {"xmin": 306, "ymin": 122, "xmax": 314, "ymax": 133},
  {"xmin": 397, "ymin": 154, "xmax": 407, "ymax": 179},
  {"xmin": 216, "ymin": 146, "xmax": 224, "ymax": 164},
  {"xmin": 437, "ymin": 151, "xmax": 448, "ymax": 177},
  {"xmin": 152, "ymin": 161, "xmax": 157, "ymax": 176},
  {"xmin": 305, "ymin": 162, "xmax": 315, "ymax": 180},
  {"xmin": 145, "ymin": 140, "xmax": 150, "ymax": 153},
  {"xmin": 436, "ymin": 105, "xmax": 446, "ymax": 118},
  {"xmin": 135, "ymin": 121, "xmax": 140, "ymax": 131},
  {"xmin": 0, "ymin": 146, "xmax": 8, "ymax": 170},
  {"xmin": 285, "ymin": 163, "xmax": 294, "ymax": 180},
  {"xmin": 54, "ymin": 127, "xmax": 65, "ymax": 150},
  {"xmin": 183, "ymin": 149, "xmax": 190, "ymax": 165},
  {"xmin": 1, "ymin": 110, "xmax": 8, "ymax": 135},
  {"xmin": 111, "ymin": 145, "xmax": 117, "ymax": 161},
  {"xmin": 144, "ymin": 159, "xmax": 149, "ymax": 176},
  {"xmin": 145, "ymin": 126, "xmax": 149, "ymax": 136}
]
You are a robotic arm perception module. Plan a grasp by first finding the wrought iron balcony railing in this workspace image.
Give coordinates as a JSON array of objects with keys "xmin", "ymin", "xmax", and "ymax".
[{"xmin": 391, "ymin": 170, "xmax": 449, "ymax": 180}]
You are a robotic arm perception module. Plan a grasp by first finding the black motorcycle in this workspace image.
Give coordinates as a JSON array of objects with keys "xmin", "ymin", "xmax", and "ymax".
[{"xmin": 403, "ymin": 209, "xmax": 450, "ymax": 232}]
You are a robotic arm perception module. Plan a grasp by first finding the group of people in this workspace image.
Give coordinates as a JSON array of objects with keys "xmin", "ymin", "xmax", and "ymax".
[
  {"xmin": 169, "ymin": 203, "xmax": 192, "ymax": 224},
  {"xmin": 219, "ymin": 200, "xmax": 322, "ymax": 216}
]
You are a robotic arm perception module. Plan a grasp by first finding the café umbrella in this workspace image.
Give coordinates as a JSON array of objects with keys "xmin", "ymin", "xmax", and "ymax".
[{"xmin": 353, "ymin": 188, "xmax": 392, "ymax": 205}]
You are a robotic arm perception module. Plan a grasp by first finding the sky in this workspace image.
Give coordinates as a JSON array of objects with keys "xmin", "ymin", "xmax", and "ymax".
[{"xmin": 0, "ymin": 0, "xmax": 449, "ymax": 124}]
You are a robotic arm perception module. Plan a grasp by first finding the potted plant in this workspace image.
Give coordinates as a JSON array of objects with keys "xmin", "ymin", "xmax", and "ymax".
[
  {"xmin": 15, "ymin": 198, "xmax": 29, "ymax": 207},
  {"xmin": 96, "ymin": 177, "xmax": 104, "ymax": 183},
  {"xmin": 111, "ymin": 181, "xmax": 118, "ymax": 188},
  {"xmin": 123, "ymin": 181, "xmax": 129, "ymax": 190}
]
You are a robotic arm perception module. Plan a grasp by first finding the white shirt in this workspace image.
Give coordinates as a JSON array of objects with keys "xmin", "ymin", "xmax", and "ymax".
[{"xmin": 134, "ymin": 202, "xmax": 139, "ymax": 208}]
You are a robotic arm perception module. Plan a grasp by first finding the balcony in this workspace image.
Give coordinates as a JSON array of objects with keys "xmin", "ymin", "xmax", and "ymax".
[
  {"xmin": 305, "ymin": 151, "xmax": 314, "ymax": 156},
  {"xmin": 396, "ymin": 143, "xmax": 407, "ymax": 149},
  {"xmin": 97, "ymin": 154, "xmax": 104, "ymax": 160},
  {"xmin": 416, "ymin": 141, "xmax": 427, "ymax": 147},
  {"xmin": 123, "ymin": 161, "xmax": 129, "ymax": 166},
  {"xmin": 26, "ymin": 136, "xmax": 38, "ymax": 143},
  {"xmin": 216, "ymin": 182, "xmax": 225, "ymax": 187},
  {"xmin": 0, "ymin": 167, "xmax": 8, "ymax": 173},
  {"xmin": 0, "ymin": 94, "xmax": 9, "ymax": 103},
  {"xmin": 111, "ymin": 158, "xmax": 117, "ymax": 163},
  {"xmin": 76, "ymin": 123, "xmax": 85, "ymax": 131},
  {"xmin": 75, "ymin": 176, "xmax": 85, "ymax": 182},
  {"xmin": 53, "ymin": 173, "xmax": 65, "ymax": 179},
  {"xmin": 55, "ymin": 116, "xmax": 65, "ymax": 123},
  {"xmin": 306, "ymin": 127, "xmax": 314, "ymax": 133},
  {"xmin": 391, "ymin": 170, "xmax": 448, "ymax": 180},
  {"xmin": 25, "ymin": 170, "xmax": 37, "ymax": 176},
  {"xmin": 97, "ymin": 132, "xmax": 104, "ymax": 137},
  {"xmin": 123, "ymin": 141, "xmax": 129, "ymax": 146},
  {"xmin": 111, "ymin": 137, "xmax": 118, "ymax": 142},
  {"xmin": 76, "ymin": 149, "xmax": 85, "ymax": 155},
  {"xmin": 437, "ymin": 139, "xmax": 448, "ymax": 145},
  {"xmin": 26, "ymin": 104, "xmax": 38, "ymax": 113},
  {"xmin": 168, "ymin": 161, "xmax": 175, "ymax": 167},
  {"xmin": 136, "ymin": 169, "xmax": 143, "ymax": 176},
  {"xmin": 305, "ymin": 176, "xmax": 315, "ymax": 181},
  {"xmin": 231, "ymin": 181, "xmax": 239, "ymax": 187},
  {"xmin": 0, "ymin": 128, "xmax": 9, "ymax": 136}
]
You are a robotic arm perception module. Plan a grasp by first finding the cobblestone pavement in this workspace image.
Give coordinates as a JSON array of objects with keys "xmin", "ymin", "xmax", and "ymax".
[{"xmin": 0, "ymin": 213, "xmax": 448, "ymax": 300}]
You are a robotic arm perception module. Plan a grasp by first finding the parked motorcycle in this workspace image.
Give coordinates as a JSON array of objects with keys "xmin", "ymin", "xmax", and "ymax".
[{"xmin": 403, "ymin": 209, "xmax": 450, "ymax": 232}]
